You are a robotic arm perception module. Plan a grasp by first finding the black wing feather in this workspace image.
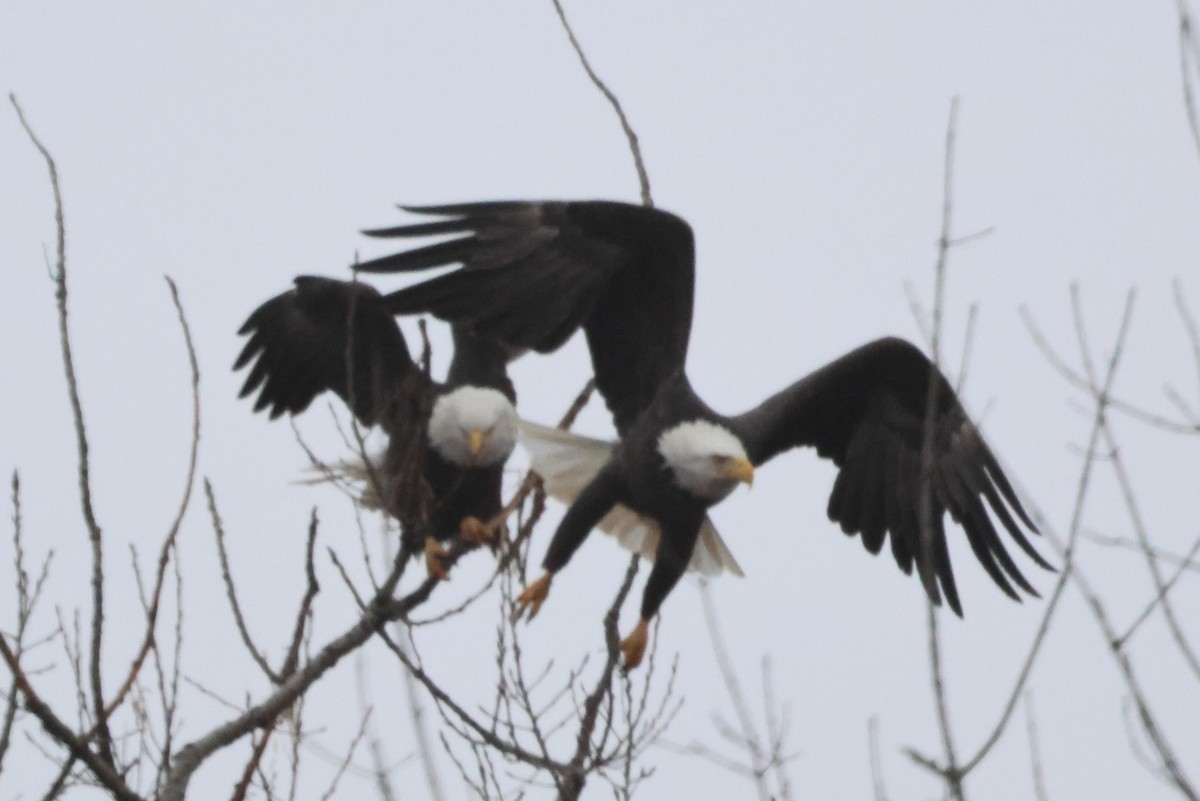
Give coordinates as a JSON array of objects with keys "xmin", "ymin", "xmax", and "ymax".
[
  {"xmin": 358, "ymin": 200, "xmax": 695, "ymax": 434},
  {"xmin": 856, "ymin": 423, "xmax": 888, "ymax": 555},
  {"xmin": 930, "ymin": 512, "xmax": 958, "ymax": 613},
  {"xmin": 728, "ymin": 336, "xmax": 1048, "ymax": 615},
  {"xmin": 235, "ymin": 276, "xmax": 420, "ymax": 430},
  {"xmin": 882, "ymin": 434, "xmax": 914, "ymax": 574}
]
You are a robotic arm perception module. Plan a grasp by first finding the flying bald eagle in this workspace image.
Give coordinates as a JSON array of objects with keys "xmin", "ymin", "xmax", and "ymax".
[
  {"xmin": 356, "ymin": 201, "xmax": 1050, "ymax": 668},
  {"xmin": 235, "ymin": 276, "xmax": 518, "ymax": 579}
]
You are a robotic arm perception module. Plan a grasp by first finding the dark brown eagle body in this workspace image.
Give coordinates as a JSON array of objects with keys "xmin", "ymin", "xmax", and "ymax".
[
  {"xmin": 543, "ymin": 372, "xmax": 719, "ymax": 620},
  {"xmin": 412, "ymin": 437, "xmax": 506, "ymax": 545}
]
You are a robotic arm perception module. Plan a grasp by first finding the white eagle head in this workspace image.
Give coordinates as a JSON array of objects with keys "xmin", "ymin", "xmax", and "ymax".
[
  {"xmin": 657, "ymin": 419, "xmax": 754, "ymax": 502},
  {"xmin": 427, "ymin": 386, "xmax": 518, "ymax": 467}
]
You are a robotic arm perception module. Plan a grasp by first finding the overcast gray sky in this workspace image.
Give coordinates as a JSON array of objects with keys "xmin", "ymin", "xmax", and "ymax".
[{"xmin": 2, "ymin": 2, "xmax": 1199, "ymax": 799}]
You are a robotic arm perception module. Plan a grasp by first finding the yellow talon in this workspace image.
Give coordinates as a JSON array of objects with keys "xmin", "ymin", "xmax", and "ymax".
[
  {"xmin": 512, "ymin": 572, "xmax": 553, "ymax": 622},
  {"xmin": 459, "ymin": 515, "xmax": 496, "ymax": 548},
  {"xmin": 424, "ymin": 536, "xmax": 450, "ymax": 581},
  {"xmin": 619, "ymin": 619, "xmax": 650, "ymax": 670}
]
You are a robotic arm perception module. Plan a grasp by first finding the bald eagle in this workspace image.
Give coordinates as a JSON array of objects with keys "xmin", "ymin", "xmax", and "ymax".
[
  {"xmin": 235, "ymin": 276, "xmax": 518, "ymax": 578},
  {"xmin": 357, "ymin": 201, "xmax": 1050, "ymax": 668}
]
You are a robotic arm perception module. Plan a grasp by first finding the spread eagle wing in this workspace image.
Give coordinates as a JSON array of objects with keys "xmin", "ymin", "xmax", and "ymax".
[
  {"xmin": 727, "ymin": 337, "xmax": 1051, "ymax": 615},
  {"xmin": 356, "ymin": 200, "xmax": 695, "ymax": 435},
  {"xmin": 235, "ymin": 276, "xmax": 423, "ymax": 431}
]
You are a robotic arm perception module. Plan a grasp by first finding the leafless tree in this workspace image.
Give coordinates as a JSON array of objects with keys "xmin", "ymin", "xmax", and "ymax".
[
  {"xmin": 897, "ymin": 98, "xmax": 1200, "ymax": 801},
  {"xmin": 0, "ymin": 81, "xmax": 676, "ymax": 801},
  {"xmin": 4, "ymin": 5, "xmax": 1200, "ymax": 801}
]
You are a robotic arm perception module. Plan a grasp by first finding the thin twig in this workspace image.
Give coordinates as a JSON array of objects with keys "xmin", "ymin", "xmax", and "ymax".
[
  {"xmin": 1021, "ymin": 307, "xmax": 1199, "ymax": 435},
  {"xmin": 205, "ymin": 479, "xmax": 281, "ymax": 683},
  {"xmin": 102, "ymin": 277, "xmax": 201, "ymax": 721},
  {"xmin": 550, "ymin": 0, "xmax": 652, "ymax": 207},
  {"xmin": 280, "ymin": 511, "xmax": 321, "ymax": 680},
  {"xmin": 159, "ymin": 537, "xmax": 456, "ymax": 801},
  {"xmin": 868, "ymin": 717, "xmax": 890, "ymax": 801},
  {"xmin": 955, "ymin": 290, "xmax": 1137, "ymax": 776},
  {"xmin": 316, "ymin": 710, "xmax": 373, "ymax": 801},
  {"xmin": 698, "ymin": 581, "xmax": 772, "ymax": 801},
  {"xmin": 11, "ymin": 91, "xmax": 117, "ymax": 769},
  {"xmin": 1174, "ymin": 278, "xmax": 1200, "ymax": 413},
  {"xmin": 393, "ymin": 623, "xmax": 446, "ymax": 801},
  {"xmin": 1177, "ymin": 0, "xmax": 1200, "ymax": 162},
  {"xmin": 371, "ymin": 625, "xmax": 566, "ymax": 774},
  {"xmin": 1024, "ymin": 692, "xmax": 1049, "ymax": 801},
  {"xmin": 355, "ymin": 656, "xmax": 399, "ymax": 801},
  {"xmin": 230, "ymin": 730, "xmax": 274, "ymax": 801},
  {"xmin": 917, "ymin": 97, "xmax": 964, "ymax": 801},
  {"xmin": 0, "ymin": 471, "xmax": 42, "ymax": 777},
  {"xmin": 0, "ymin": 635, "xmax": 143, "ymax": 801},
  {"xmin": 1097, "ymin": 421, "xmax": 1200, "ymax": 681},
  {"xmin": 1115, "ymin": 532, "xmax": 1200, "ymax": 647},
  {"xmin": 161, "ymin": 539, "xmax": 185, "ymax": 794},
  {"xmin": 560, "ymin": 555, "xmax": 640, "ymax": 800},
  {"xmin": 1051, "ymin": 531, "xmax": 1199, "ymax": 798},
  {"xmin": 1082, "ymin": 529, "xmax": 1200, "ymax": 573},
  {"xmin": 760, "ymin": 658, "xmax": 794, "ymax": 801}
]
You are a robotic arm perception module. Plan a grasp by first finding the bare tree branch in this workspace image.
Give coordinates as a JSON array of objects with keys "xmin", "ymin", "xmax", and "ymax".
[
  {"xmin": 10, "ymin": 91, "xmax": 117, "ymax": 769},
  {"xmin": 550, "ymin": 0, "xmax": 652, "ymax": 207},
  {"xmin": 868, "ymin": 717, "xmax": 890, "ymax": 801},
  {"xmin": 1054, "ymin": 532, "xmax": 1199, "ymax": 799},
  {"xmin": 102, "ymin": 276, "xmax": 201, "ymax": 721},
  {"xmin": 1176, "ymin": 0, "xmax": 1200, "ymax": 162},
  {"xmin": 1024, "ymin": 692, "xmax": 1050, "ymax": 801},
  {"xmin": 1021, "ymin": 307, "xmax": 1199, "ymax": 435},
  {"xmin": 1010, "ymin": 288, "xmax": 1199, "ymax": 798},
  {"xmin": 315, "ymin": 709, "xmax": 372, "ymax": 801},
  {"xmin": 560, "ymin": 556, "xmax": 640, "ymax": 800},
  {"xmin": 952, "ymin": 289, "xmax": 1136, "ymax": 777},
  {"xmin": 355, "ymin": 655, "xmax": 401, "ymax": 801},
  {"xmin": 696, "ymin": 581, "xmax": 775, "ymax": 801},
  {"xmin": 159, "ymin": 539, "xmax": 445, "ymax": 801},
  {"xmin": 230, "ymin": 730, "xmax": 273, "ymax": 801},
  {"xmin": 1174, "ymin": 278, "xmax": 1200, "ymax": 416},
  {"xmin": 1096, "ymin": 421, "xmax": 1200, "ymax": 681},
  {"xmin": 370, "ymin": 622, "xmax": 567, "ymax": 775},
  {"xmin": 1, "ymin": 471, "xmax": 54, "ymax": 778},
  {"xmin": 206, "ymin": 479, "xmax": 282, "ymax": 683},
  {"xmin": 1115, "ymin": 532, "xmax": 1200, "ymax": 647},
  {"xmin": 392, "ymin": 624, "xmax": 446, "ymax": 801},
  {"xmin": 916, "ymin": 96, "xmax": 965, "ymax": 801},
  {"xmin": 1082, "ymin": 529, "xmax": 1200, "ymax": 573},
  {"xmin": 0, "ymin": 636, "xmax": 143, "ymax": 801}
]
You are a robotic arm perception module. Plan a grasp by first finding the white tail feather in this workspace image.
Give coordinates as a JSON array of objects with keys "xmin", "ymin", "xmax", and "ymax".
[
  {"xmin": 295, "ymin": 454, "xmax": 389, "ymax": 511},
  {"xmin": 518, "ymin": 420, "xmax": 744, "ymax": 578}
]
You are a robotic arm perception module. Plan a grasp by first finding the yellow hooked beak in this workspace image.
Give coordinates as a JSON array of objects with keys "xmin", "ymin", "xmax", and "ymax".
[
  {"xmin": 721, "ymin": 457, "xmax": 755, "ymax": 487},
  {"xmin": 468, "ymin": 428, "xmax": 488, "ymax": 457}
]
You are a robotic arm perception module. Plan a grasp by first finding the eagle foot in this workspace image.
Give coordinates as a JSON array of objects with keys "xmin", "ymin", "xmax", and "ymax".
[
  {"xmin": 424, "ymin": 536, "xmax": 451, "ymax": 581},
  {"xmin": 459, "ymin": 516, "xmax": 497, "ymax": 548},
  {"xmin": 619, "ymin": 619, "xmax": 650, "ymax": 671},
  {"xmin": 512, "ymin": 572, "xmax": 553, "ymax": 622}
]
